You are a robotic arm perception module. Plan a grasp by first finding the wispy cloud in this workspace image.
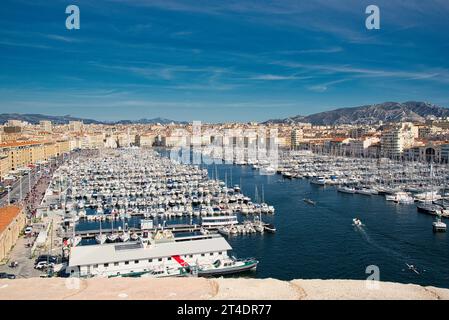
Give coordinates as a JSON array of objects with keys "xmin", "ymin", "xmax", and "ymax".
[
  {"xmin": 0, "ymin": 40, "xmax": 51, "ymax": 49},
  {"xmin": 307, "ymin": 79, "xmax": 350, "ymax": 92},
  {"xmin": 276, "ymin": 47, "xmax": 344, "ymax": 55},
  {"xmin": 249, "ymin": 74, "xmax": 300, "ymax": 81},
  {"xmin": 44, "ymin": 34, "xmax": 82, "ymax": 43},
  {"xmin": 92, "ymin": 62, "xmax": 230, "ymax": 80},
  {"xmin": 170, "ymin": 31, "xmax": 194, "ymax": 38},
  {"xmin": 272, "ymin": 61, "xmax": 449, "ymax": 83}
]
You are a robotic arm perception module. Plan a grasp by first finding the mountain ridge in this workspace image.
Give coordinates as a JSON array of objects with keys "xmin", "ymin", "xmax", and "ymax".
[
  {"xmin": 264, "ymin": 101, "xmax": 449, "ymax": 125},
  {"xmin": 0, "ymin": 113, "xmax": 186, "ymax": 125}
]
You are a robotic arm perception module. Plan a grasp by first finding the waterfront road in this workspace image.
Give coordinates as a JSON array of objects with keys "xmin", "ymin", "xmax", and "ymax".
[{"xmin": 0, "ymin": 154, "xmax": 67, "ymax": 208}]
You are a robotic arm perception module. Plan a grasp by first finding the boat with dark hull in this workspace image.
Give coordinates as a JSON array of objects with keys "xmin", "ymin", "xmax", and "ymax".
[
  {"xmin": 417, "ymin": 203, "xmax": 442, "ymax": 215},
  {"xmin": 264, "ymin": 224, "xmax": 277, "ymax": 233},
  {"xmin": 303, "ymin": 198, "xmax": 316, "ymax": 206}
]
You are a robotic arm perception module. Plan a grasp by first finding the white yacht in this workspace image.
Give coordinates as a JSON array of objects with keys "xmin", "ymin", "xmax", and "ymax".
[
  {"xmin": 337, "ymin": 186, "xmax": 356, "ymax": 194},
  {"xmin": 357, "ymin": 188, "xmax": 378, "ymax": 196},
  {"xmin": 310, "ymin": 177, "xmax": 327, "ymax": 186},
  {"xmin": 433, "ymin": 217, "xmax": 447, "ymax": 232},
  {"xmin": 201, "ymin": 215, "xmax": 239, "ymax": 228},
  {"xmin": 259, "ymin": 166, "xmax": 276, "ymax": 175},
  {"xmin": 394, "ymin": 192, "xmax": 415, "ymax": 204}
]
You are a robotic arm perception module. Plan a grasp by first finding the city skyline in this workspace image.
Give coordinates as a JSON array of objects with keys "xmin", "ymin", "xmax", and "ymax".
[{"xmin": 1, "ymin": 0, "xmax": 449, "ymax": 122}]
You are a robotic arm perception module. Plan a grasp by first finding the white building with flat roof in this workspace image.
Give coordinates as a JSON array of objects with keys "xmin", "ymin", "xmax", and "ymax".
[{"xmin": 67, "ymin": 235, "xmax": 232, "ymax": 278}]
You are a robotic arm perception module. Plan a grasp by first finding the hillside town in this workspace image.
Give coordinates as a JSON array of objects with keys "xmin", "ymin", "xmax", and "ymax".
[{"xmin": 2, "ymin": 116, "xmax": 449, "ymax": 184}]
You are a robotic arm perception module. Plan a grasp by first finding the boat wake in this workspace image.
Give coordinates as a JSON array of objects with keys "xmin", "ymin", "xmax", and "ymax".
[
  {"xmin": 354, "ymin": 225, "xmax": 410, "ymax": 261},
  {"xmin": 313, "ymin": 202, "xmax": 424, "ymax": 264}
]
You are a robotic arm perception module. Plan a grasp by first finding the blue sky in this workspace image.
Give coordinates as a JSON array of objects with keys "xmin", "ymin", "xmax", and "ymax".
[{"xmin": 1, "ymin": 0, "xmax": 449, "ymax": 122}]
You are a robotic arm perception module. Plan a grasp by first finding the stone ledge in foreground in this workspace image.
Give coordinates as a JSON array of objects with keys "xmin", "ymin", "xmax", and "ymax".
[{"xmin": 0, "ymin": 278, "xmax": 448, "ymax": 300}]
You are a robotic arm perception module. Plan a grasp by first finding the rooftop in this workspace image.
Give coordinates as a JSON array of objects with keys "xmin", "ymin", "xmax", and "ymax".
[
  {"xmin": 0, "ymin": 140, "xmax": 46, "ymax": 148},
  {"xmin": 69, "ymin": 236, "xmax": 232, "ymax": 267},
  {"xmin": 0, "ymin": 206, "xmax": 22, "ymax": 234}
]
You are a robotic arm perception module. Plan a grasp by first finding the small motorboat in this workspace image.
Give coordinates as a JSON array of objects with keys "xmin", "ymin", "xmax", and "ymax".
[
  {"xmin": 352, "ymin": 218, "xmax": 363, "ymax": 227},
  {"xmin": 432, "ymin": 217, "xmax": 447, "ymax": 232},
  {"xmin": 303, "ymin": 198, "xmax": 316, "ymax": 206},
  {"xmin": 264, "ymin": 224, "xmax": 277, "ymax": 233},
  {"xmin": 218, "ymin": 226, "xmax": 231, "ymax": 236},
  {"xmin": 406, "ymin": 263, "xmax": 420, "ymax": 275}
]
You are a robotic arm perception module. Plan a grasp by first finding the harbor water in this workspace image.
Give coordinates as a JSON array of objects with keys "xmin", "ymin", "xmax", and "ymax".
[
  {"xmin": 209, "ymin": 162, "xmax": 449, "ymax": 288},
  {"xmin": 75, "ymin": 151, "xmax": 449, "ymax": 288}
]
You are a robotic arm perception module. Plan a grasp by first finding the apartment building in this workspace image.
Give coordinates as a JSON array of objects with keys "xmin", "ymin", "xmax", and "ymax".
[
  {"xmin": 380, "ymin": 123, "xmax": 418, "ymax": 158},
  {"xmin": 39, "ymin": 120, "xmax": 52, "ymax": 132},
  {"xmin": 136, "ymin": 134, "xmax": 156, "ymax": 147},
  {"xmin": 0, "ymin": 140, "xmax": 71, "ymax": 180},
  {"xmin": 290, "ymin": 128, "xmax": 304, "ymax": 150},
  {"xmin": 0, "ymin": 206, "xmax": 26, "ymax": 262},
  {"xmin": 69, "ymin": 121, "xmax": 83, "ymax": 132},
  {"xmin": 348, "ymin": 136, "xmax": 380, "ymax": 157},
  {"xmin": 0, "ymin": 153, "xmax": 9, "ymax": 182}
]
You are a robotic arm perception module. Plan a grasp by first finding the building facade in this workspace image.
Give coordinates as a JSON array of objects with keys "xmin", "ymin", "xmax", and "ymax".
[{"xmin": 0, "ymin": 206, "xmax": 26, "ymax": 262}]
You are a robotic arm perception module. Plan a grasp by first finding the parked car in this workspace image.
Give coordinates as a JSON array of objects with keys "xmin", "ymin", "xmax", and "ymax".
[
  {"xmin": 35, "ymin": 260, "xmax": 55, "ymax": 270},
  {"xmin": 35, "ymin": 254, "xmax": 58, "ymax": 264},
  {"xmin": 0, "ymin": 272, "xmax": 16, "ymax": 279},
  {"xmin": 24, "ymin": 226, "xmax": 33, "ymax": 235},
  {"xmin": 34, "ymin": 255, "xmax": 59, "ymax": 269}
]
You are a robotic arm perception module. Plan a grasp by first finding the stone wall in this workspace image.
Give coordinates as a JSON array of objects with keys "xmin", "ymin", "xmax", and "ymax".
[{"xmin": 0, "ymin": 277, "xmax": 448, "ymax": 300}]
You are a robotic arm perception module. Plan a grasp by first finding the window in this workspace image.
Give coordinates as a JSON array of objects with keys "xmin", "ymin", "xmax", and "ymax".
[
  {"xmin": 158, "ymin": 258, "xmax": 162, "ymax": 262},
  {"xmin": 134, "ymin": 260, "xmax": 139, "ymax": 264},
  {"xmin": 104, "ymin": 263, "xmax": 109, "ymax": 267},
  {"xmin": 201, "ymin": 254, "xmax": 205, "ymax": 257},
  {"xmin": 93, "ymin": 264, "xmax": 98, "ymax": 268},
  {"xmin": 219, "ymin": 252, "xmax": 223, "ymax": 255},
  {"xmin": 168, "ymin": 257, "xmax": 172, "ymax": 261},
  {"xmin": 148, "ymin": 259, "xmax": 153, "ymax": 263},
  {"xmin": 114, "ymin": 262, "xmax": 119, "ymax": 266},
  {"xmin": 125, "ymin": 261, "xmax": 129, "ymax": 265},
  {"xmin": 210, "ymin": 253, "xmax": 213, "ymax": 256},
  {"xmin": 189, "ymin": 255, "xmax": 193, "ymax": 258}
]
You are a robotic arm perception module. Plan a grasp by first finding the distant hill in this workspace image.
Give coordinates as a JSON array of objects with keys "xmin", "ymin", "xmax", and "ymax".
[
  {"xmin": 114, "ymin": 117, "xmax": 188, "ymax": 125},
  {"xmin": 264, "ymin": 101, "xmax": 449, "ymax": 125},
  {"xmin": 0, "ymin": 113, "xmax": 186, "ymax": 125}
]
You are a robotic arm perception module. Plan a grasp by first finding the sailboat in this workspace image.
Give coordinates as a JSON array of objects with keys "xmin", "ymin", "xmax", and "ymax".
[
  {"xmin": 119, "ymin": 220, "xmax": 130, "ymax": 242},
  {"xmin": 95, "ymin": 218, "xmax": 107, "ymax": 244},
  {"xmin": 107, "ymin": 218, "xmax": 118, "ymax": 243},
  {"xmin": 120, "ymin": 231, "xmax": 130, "ymax": 242}
]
